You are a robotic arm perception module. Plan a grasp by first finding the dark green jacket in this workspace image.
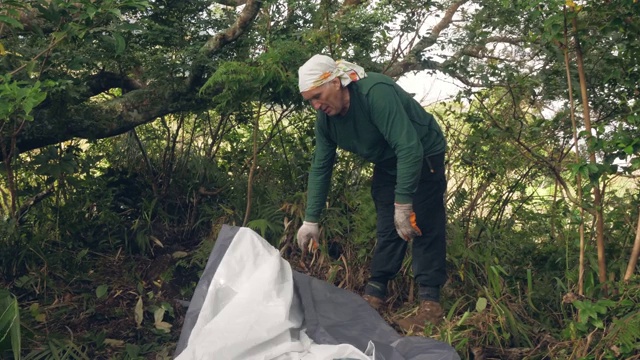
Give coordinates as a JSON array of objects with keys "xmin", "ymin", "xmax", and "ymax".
[{"xmin": 305, "ymin": 72, "xmax": 446, "ymax": 222}]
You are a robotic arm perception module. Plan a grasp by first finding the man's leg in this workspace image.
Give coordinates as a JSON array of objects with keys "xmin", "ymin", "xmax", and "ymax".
[
  {"xmin": 365, "ymin": 164, "xmax": 408, "ymax": 301},
  {"xmin": 396, "ymin": 153, "xmax": 447, "ymax": 331},
  {"xmin": 412, "ymin": 152, "xmax": 448, "ymax": 299}
]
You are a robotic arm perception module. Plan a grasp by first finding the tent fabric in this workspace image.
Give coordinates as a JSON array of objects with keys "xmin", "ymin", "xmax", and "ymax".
[
  {"xmin": 174, "ymin": 227, "xmax": 372, "ymax": 359},
  {"xmin": 175, "ymin": 225, "xmax": 460, "ymax": 360}
]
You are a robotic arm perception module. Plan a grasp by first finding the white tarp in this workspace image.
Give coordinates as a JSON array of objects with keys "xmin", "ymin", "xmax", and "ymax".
[
  {"xmin": 175, "ymin": 227, "xmax": 374, "ymax": 360},
  {"xmin": 175, "ymin": 225, "xmax": 460, "ymax": 360}
]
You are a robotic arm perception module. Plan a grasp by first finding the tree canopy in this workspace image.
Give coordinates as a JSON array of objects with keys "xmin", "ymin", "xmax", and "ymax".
[{"xmin": 1, "ymin": 0, "xmax": 639, "ymax": 359}]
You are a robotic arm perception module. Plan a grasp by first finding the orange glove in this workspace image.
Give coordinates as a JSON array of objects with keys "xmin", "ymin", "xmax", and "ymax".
[{"xmin": 394, "ymin": 203, "xmax": 422, "ymax": 241}]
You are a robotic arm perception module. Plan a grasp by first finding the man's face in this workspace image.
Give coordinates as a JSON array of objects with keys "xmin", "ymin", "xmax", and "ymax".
[{"xmin": 301, "ymin": 78, "xmax": 344, "ymax": 116}]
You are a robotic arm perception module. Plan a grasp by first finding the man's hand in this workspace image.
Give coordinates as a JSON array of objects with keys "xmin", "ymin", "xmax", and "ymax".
[
  {"xmin": 394, "ymin": 203, "xmax": 422, "ymax": 241},
  {"xmin": 297, "ymin": 221, "xmax": 319, "ymax": 250}
]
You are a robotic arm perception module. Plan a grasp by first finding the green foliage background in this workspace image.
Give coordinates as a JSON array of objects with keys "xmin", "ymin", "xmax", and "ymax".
[{"xmin": 1, "ymin": 0, "xmax": 639, "ymax": 359}]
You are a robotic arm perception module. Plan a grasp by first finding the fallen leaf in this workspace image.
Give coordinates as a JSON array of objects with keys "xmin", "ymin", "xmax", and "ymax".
[
  {"xmin": 134, "ymin": 296, "xmax": 144, "ymax": 328},
  {"xmin": 171, "ymin": 251, "xmax": 188, "ymax": 259},
  {"xmin": 104, "ymin": 339, "xmax": 125, "ymax": 347},
  {"xmin": 150, "ymin": 236, "xmax": 164, "ymax": 248},
  {"xmin": 154, "ymin": 321, "xmax": 172, "ymax": 332},
  {"xmin": 154, "ymin": 307, "xmax": 165, "ymax": 324}
]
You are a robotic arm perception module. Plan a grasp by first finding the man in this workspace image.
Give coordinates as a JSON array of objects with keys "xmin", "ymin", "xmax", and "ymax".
[{"xmin": 295, "ymin": 54, "xmax": 447, "ymax": 331}]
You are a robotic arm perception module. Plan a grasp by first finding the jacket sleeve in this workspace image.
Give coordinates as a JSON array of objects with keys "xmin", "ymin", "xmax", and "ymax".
[
  {"xmin": 367, "ymin": 84, "xmax": 423, "ymax": 204},
  {"xmin": 304, "ymin": 117, "xmax": 337, "ymax": 222}
]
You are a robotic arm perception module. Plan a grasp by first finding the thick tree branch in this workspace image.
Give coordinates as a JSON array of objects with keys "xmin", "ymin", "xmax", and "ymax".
[
  {"xmin": 5, "ymin": 0, "xmax": 260, "ymax": 156},
  {"xmin": 189, "ymin": 0, "xmax": 262, "ymax": 88},
  {"xmin": 457, "ymin": 36, "xmax": 523, "ymax": 58},
  {"xmin": 13, "ymin": 86, "xmax": 207, "ymax": 155},
  {"xmin": 214, "ymin": 0, "xmax": 248, "ymax": 6},
  {"xmin": 342, "ymin": 0, "xmax": 364, "ymax": 6},
  {"xmin": 383, "ymin": 56, "xmax": 441, "ymax": 78},
  {"xmin": 384, "ymin": 0, "xmax": 469, "ymax": 78},
  {"xmin": 86, "ymin": 71, "xmax": 144, "ymax": 97},
  {"xmin": 383, "ymin": 1, "xmax": 524, "ymax": 86},
  {"xmin": 415, "ymin": 0, "xmax": 469, "ymax": 52},
  {"xmin": 384, "ymin": 55, "xmax": 482, "ymax": 87},
  {"xmin": 386, "ymin": 35, "xmax": 522, "ymax": 86},
  {"xmin": 201, "ymin": 0, "xmax": 261, "ymax": 54},
  {"xmin": 18, "ymin": 184, "xmax": 55, "ymax": 224}
]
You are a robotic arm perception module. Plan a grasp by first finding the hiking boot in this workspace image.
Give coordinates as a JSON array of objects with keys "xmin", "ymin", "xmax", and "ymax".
[
  {"xmin": 395, "ymin": 300, "xmax": 444, "ymax": 332},
  {"xmin": 362, "ymin": 294, "xmax": 384, "ymax": 311}
]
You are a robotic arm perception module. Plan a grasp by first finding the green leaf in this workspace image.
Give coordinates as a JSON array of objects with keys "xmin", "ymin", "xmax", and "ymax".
[
  {"xmin": 0, "ymin": 290, "xmax": 21, "ymax": 359},
  {"xmin": 86, "ymin": 5, "xmax": 97, "ymax": 19},
  {"xmin": 96, "ymin": 284, "xmax": 109, "ymax": 299},
  {"xmin": 109, "ymin": 8, "xmax": 123, "ymax": 18},
  {"xmin": 597, "ymin": 299, "xmax": 617, "ymax": 307},
  {"xmin": 580, "ymin": 166, "xmax": 589, "ymax": 178},
  {"xmin": 0, "ymin": 15, "xmax": 23, "ymax": 29},
  {"xmin": 126, "ymin": 343, "xmax": 140, "ymax": 358},
  {"xmin": 593, "ymin": 319, "xmax": 604, "ymax": 329},
  {"xmin": 25, "ymin": 60, "xmax": 37, "ymax": 75},
  {"xmin": 34, "ymin": 313, "xmax": 46, "ymax": 323},
  {"xmin": 456, "ymin": 310, "xmax": 471, "ymax": 326},
  {"xmin": 113, "ymin": 33, "xmax": 126, "ymax": 55},
  {"xmin": 476, "ymin": 297, "xmax": 488, "ymax": 312},
  {"xmin": 76, "ymin": 248, "xmax": 89, "ymax": 262},
  {"xmin": 52, "ymin": 31, "xmax": 68, "ymax": 42},
  {"xmin": 153, "ymin": 307, "xmax": 165, "ymax": 325}
]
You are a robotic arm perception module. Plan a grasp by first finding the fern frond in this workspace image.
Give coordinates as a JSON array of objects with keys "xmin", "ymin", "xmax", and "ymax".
[{"xmin": 604, "ymin": 311, "xmax": 640, "ymax": 356}]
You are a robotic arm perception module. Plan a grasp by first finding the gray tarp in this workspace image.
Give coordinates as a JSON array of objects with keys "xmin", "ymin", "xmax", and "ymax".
[{"xmin": 175, "ymin": 225, "xmax": 460, "ymax": 360}]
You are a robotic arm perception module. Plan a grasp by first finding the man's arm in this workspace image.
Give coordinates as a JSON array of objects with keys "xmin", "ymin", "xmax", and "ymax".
[{"xmin": 304, "ymin": 118, "xmax": 337, "ymax": 222}]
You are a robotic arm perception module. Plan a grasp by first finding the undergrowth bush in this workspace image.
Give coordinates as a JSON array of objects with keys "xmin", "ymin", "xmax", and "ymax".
[{"xmin": 1, "ymin": 103, "xmax": 638, "ymax": 360}]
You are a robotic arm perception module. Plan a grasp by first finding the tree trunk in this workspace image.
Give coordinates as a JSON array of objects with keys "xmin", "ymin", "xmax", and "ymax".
[
  {"xmin": 624, "ymin": 209, "xmax": 640, "ymax": 281},
  {"xmin": 573, "ymin": 16, "xmax": 607, "ymax": 291},
  {"xmin": 563, "ymin": 11, "xmax": 586, "ymax": 295}
]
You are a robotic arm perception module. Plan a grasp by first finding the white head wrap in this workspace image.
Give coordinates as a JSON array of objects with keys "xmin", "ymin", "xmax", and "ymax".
[{"xmin": 298, "ymin": 54, "xmax": 367, "ymax": 93}]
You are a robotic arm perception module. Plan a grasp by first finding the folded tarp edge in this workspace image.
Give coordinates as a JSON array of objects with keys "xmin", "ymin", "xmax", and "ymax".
[{"xmin": 174, "ymin": 224, "xmax": 238, "ymax": 357}]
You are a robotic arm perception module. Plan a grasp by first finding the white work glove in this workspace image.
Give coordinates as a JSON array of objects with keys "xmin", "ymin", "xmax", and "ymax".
[
  {"xmin": 394, "ymin": 203, "xmax": 422, "ymax": 241},
  {"xmin": 296, "ymin": 221, "xmax": 319, "ymax": 250}
]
